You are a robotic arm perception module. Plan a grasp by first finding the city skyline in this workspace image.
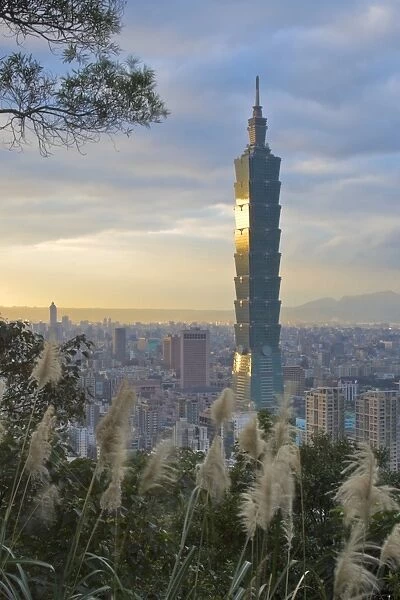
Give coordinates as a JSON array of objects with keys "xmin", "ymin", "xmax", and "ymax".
[{"xmin": 1, "ymin": 0, "xmax": 400, "ymax": 309}]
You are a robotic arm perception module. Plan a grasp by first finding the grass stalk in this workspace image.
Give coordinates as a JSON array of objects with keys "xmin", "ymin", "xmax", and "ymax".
[
  {"xmin": 0, "ymin": 393, "xmax": 38, "ymax": 559},
  {"xmin": 62, "ymin": 464, "xmax": 98, "ymax": 595},
  {"xmin": 165, "ymin": 486, "xmax": 200, "ymax": 599},
  {"xmin": 299, "ymin": 467, "xmax": 307, "ymax": 600}
]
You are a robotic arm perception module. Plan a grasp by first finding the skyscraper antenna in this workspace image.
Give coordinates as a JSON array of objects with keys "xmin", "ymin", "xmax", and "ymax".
[{"xmin": 255, "ymin": 75, "xmax": 260, "ymax": 106}]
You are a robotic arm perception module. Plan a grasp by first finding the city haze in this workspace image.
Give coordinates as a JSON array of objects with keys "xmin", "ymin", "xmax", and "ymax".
[{"xmin": 2, "ymin": 290, "xmax": 400, "ymax": 324}]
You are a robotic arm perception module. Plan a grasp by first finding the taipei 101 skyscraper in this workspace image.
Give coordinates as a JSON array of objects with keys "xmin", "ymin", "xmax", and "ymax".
[{"xmin": 232, "ymin": 77, "xmax": 283, "ymax": 411}]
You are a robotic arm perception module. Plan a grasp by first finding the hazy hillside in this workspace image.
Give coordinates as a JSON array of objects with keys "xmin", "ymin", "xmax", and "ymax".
[
  {"xmin": 282, "ymin": 291, "xmax": 400, "ymax": 324},
  {"xmin": 1, "ymin": 291, "xmax": 399, "ymax": 324}
]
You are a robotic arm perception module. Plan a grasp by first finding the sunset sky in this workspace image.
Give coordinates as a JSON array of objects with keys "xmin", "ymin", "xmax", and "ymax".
[{"xmin": 1, "ymin": 0, "xmax": 400, "ymax": 309}]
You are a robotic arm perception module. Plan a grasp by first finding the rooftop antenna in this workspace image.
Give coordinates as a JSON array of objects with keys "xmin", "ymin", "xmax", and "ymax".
[{"xmin": 255, "ymin": 75, "xmax": 260, "ymax": 106}]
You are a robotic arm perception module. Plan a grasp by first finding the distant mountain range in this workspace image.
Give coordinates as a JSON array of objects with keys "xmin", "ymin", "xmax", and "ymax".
[
  {"xmin": 0, "ymin": 291, "xmax": 399, "ymax": 324},
  {"xmin": 281, "ymin": 291, "xmax": 400, "ymax": 324}
]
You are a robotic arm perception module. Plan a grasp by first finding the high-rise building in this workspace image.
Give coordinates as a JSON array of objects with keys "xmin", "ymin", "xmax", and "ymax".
[
  {"xmin": 85, "ymin": 403, "xmax": 101, "ymax": 430},
  {"xmin": 113, "ymin": 327, "xmax": 126, "ymax": 364},
  {"xmin": 356, "ymin": 390, "xmax": 400, "ymax": 471},
  {"xmin": 232, "ymin": 77, "xmax": 283, "ymax": 411},
  {"xmin": 305, "ymin": 387, "xmax": 345, "ymax": 444},
  {"xmin": 49, "ymin": 301, "xmax": 57, "ymax": 327},
  {"xmin": 173, "ymin": 419, "xmax": 209, "ymax": 452},
  {"xmin": 180, "ymin": 328, "xmax": 210, "ymax": 390},
  {"xmin": 283, "ymin": 366, "xmax": 306, "ymax": 397},
  {"xmin": 163, "ymin": 334, "xmax": 181, "ymax": 374},
  {"xmin": 339, "ymin": 380, "xmax": 359, "ymax": 404},
  {"xmin": 135, "ymin": 400, "xmax": 159, "ymax": 450},
  {"xmin": 48, "ymin": 301, "xmax": 62, "ymax": 341},
  {"xmin": 163, "ymin": 336, "xmax": 171, "ymax": 363}
]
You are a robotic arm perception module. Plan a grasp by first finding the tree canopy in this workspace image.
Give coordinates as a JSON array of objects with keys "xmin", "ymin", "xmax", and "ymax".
[
  {"xmin": 0, "ymin": 320, "xmax": 91, "ymax": 433},
  {"xmin": 0, "ymin": 0, "xmax": 168, "ymax": 155}
]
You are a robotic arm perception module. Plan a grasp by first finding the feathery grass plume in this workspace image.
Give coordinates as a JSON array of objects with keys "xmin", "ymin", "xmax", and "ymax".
[
  {"xmin": 96, "ymin": 381, "xmax": 136, "ymax": 511},
  {"xmin": 196, "ymin": 435, "xmax": 230, "ymax": 503},
  {"xmin": 381, "ymin": 523, "xmax": 400, "ymax": 570},
  {"xmin": 254, "ymin": 452, "xmax": 279, "ymax": 531},
  {"xmin": 25, "ymin": 405, "xmax": 56, "ymax": 480},
  {"xmin": 35, "ymin": 483, "xmax": 60, "ymax": 525},
  {"xmin": 0, "ymin": 380, "xmax": 6, "ymax": 442},
  {"xmin": 211, "ymin": 388, "xmax": 235, "ymax": 429},
  {"xmin": 30, "ymin": 341, "xmax": 62, "ymax": 389},
  {"xmin": 333, "ymin": 523, "xmax": 380, "ymax": 599},
  {"xmin": 270, "ymin": 393, "xmax": 296, "ymax": 453},
  {"xmin": 335, "ymin": 442, "xmax": 399, "ymax": 527},
  {"xmin": 96, "ymin": 380, "xmax": 136, "ymax": 475},
  {"xmin": 274, "ymin": 445, "xmax": 298, "ymax": 519},
  {"xmin": 100, "ymin": 471, "xmax": 123, "ymax": 511},
  {"xmin": 239, "ymin": 490, "xmax": 259, "ymax": 539},
  {"xmin": 100, "ymin": 450, "xmax": 126, "ymax": 511},
  {"xmin": 0, "ymin": 378, "xmax": 6, "ymax": 403},
  {"xmin": 239, "ymin": 451, "xmax": 279, "ymax": 536},
  {"xmin": 139, "ymin": 439, "xmax": 177, "ymax": 495},
  {"xmin": 276, "ymin": 442, "xmax": 301, "ymax": 475},
  {"xmin": 238, "ymin": 415, "xmax": 265, "ymax": 460}
]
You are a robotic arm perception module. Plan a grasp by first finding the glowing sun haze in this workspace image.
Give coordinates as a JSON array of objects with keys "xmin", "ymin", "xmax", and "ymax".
[{"xmin": 1, "ymin": 0, "xmax": 400, "ymax": 309}]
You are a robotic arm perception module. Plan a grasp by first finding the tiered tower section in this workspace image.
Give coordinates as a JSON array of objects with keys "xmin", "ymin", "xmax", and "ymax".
[{"xmin": 233, "ymin": 77, "xmax": 283, "ymax": 411}]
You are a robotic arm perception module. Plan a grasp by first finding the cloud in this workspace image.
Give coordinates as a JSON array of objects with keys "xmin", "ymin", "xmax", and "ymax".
[{"xmin": 1, "ymin": 0, "xmax": 399, "ymax": 307}]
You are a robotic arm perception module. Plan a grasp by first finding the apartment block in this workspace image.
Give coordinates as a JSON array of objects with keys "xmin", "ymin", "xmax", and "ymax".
[
  {"xmin": 356, "ymin": 390, "xmax": 400, "ymax": 471},
  {"xmin": 305, "ymin": 387, "xmax": 345, "ymax": 444}
]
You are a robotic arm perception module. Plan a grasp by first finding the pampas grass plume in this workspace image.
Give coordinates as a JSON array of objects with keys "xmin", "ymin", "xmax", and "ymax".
[
  {"xmin": 139, "ymin": 439, "xmax": 177, "ymax": 495},
  {"xmin": 381, "ymin": 523, "xmax": 400, "ymax": 570},
  {"xmin": 0, "ymin": 421, "xmax": 5, "ymax": 444},
  {"xmin": 196, "ymin": 435, "xmax": 230, "ymax": 503},
  {"xmin": 35, "ymin": 483, "xmax": 60, "ymax": 525},
  {"xmin": 0, "ymin": 378, "xmax": 6, "ymax": 403},
  {"xmin": 333, "ymin": 524, "xmax": 379, "ymax": 599},
  {"xmin": 239, "ymin": 491, "xmax": 259, "ymax": 539},
  {"xmin": 335, "ymin": 443, "xmax": 399, "ymax": 527},
  {"xmin": 239, "ymin": 451, "xmax": 279, "ymax": 537},
  {"xmin": 270, "ymin": 393, "xmax": 295, "ymax": 453},
  {"xmin": 276, "ymin": 442, "xmax": 301, "ymax": 476},
  {"xmin": 96, "ymin": 380, "xmax": 136, "ymax": 473},
  {"xmin": 96, "ymin": 381, "xmax": 136, "ymax": 510},
  {"xmin": 31, "ymin": 342, "xmax": 62, "ymax": 389},
  {"xmin": 211, "ymin": 388, "xmax": 234, "ymax": 429},
  {"xmin": 255, "ymin": 453, "xmax": 278, "ymax": 531},
  {"xmin": 0, "ymin": 380, "xmax": 5, "ymax": 441},
  {"xmin": 238, "ymin": 416, "xmax": 265, "ymax": 460},
  {"xmin": 26, "ymin": 405, "xmax": 56, "ymax": 480},
  {"xmin": 100, "ymin": 473, "xmax": 123, "ymax": 511},
  {"xmin": 275, "ymin": 447, "xmax": 297, "ymax": 519}
]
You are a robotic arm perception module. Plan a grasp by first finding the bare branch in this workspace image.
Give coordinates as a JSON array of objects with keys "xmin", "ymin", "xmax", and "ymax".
[
  {"xmin": 0, "ymin": 0, "xmax": 124, "ymax": 56},
  {"xmin": 0, "ymin": 1, "xmax": 168, "ymax": 154}
]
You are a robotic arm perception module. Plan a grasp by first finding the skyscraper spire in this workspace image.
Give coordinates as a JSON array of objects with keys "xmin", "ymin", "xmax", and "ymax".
[
  {"xmin": 255, "ymin": 75, "xmax": 260, "ymax": 107},
  {"xmin": 248, "ymin": 76, "xmax": 266, "ymax": 145}
]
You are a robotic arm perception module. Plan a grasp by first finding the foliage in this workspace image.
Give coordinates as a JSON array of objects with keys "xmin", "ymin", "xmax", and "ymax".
[
  {"xmin": 257, "ymin": 408, "xmax": 274, "ymax": 439},
  {"xmin": 0, "ymin": 0, "xmax": 168, "ymax": 155},
  {"xmin": 0, "ymin": 437, "xmax": 400, "ymax": 598},
  {"xmin": 1, "ymin": 343, "xmax": 400, "ymax": 599},
  {"xmin": 0, "ymin": 320, "xmax": 91, "ymax": 432}
]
